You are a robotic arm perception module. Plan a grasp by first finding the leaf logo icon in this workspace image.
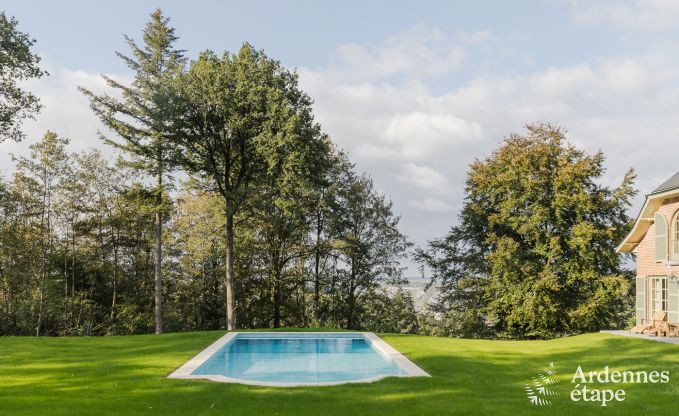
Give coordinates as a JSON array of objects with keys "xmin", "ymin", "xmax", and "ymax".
[{"xmin": 525, "ymin": 363, "xmax": 559, "ymax": 406}]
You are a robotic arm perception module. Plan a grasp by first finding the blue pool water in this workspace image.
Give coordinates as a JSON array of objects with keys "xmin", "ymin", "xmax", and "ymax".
[{"xmin": 191, "ymin": 333, "xmax": 406, "ymax": 383}]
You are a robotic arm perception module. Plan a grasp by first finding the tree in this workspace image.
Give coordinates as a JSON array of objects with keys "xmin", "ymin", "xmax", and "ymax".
[
  {"xmin": 0, "ymin": 12, "xmax": 46, "ymax": 143},
  {"xmin": 360, "ymin": 288, "xmax": 419, "ymax": 334},
  {"xmin": 168, "ymin": 44, "xmax": 327, "ymax": 329},
  {"xmin": 80, "ymin": 9, "xmax": 185, "ymax": 334},
  {"xmin": 171, "ymin": 188, "xmax": 226, "ymax": 330},
  {"xmin": 310, "ymin": 149, "xmax": 353, "ymax": 321},
  {"xmin": 12, "ymin": 132, "xmax": 71, "ymax": 336},
  {"xmin": 0, "ymin": 175, "xmax": 31, "ymax": 334},
  {"xmin": 335, "ymin": 173, "xmax": 410, "ymax": 329},
  {"xmin": 0, "ymin": 10, "xmax": 420, "ymax": 336},
  {"xmin": 416, "ymin": 124, "xmax": 636, "ymax": 338},
  {"xmin": 250, "ymin": 100, "xmax": 331, "ymax": 327},
  {"xmin": 70, "ymin": 151, "xmax": 158, "ymax": 335}
]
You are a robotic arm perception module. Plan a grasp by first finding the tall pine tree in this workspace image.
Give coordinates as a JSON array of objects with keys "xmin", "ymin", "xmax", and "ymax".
[{"xmin": 80, "ymin": 9, "xmax": 185, "ymax": 334}]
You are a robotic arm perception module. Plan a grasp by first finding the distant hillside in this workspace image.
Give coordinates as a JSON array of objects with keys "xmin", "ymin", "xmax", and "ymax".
[{"xmin": 386, "ymin": 277, "xmax": 439, "ymax": 311}]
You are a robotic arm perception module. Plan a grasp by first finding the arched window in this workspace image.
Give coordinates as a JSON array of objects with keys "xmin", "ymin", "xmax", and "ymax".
[
  {"xmin": 655, "ymin": 212, "xmax": 668, "ymax": 262},
  {"xmin": 673, "ymin": 211, "xmax": 679, "ymax": 261}
]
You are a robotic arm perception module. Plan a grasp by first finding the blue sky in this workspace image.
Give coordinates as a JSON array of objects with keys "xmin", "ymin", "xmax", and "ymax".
[
  {"xmin": 3, "ymin": 0, "xmax": 679, "ymax": 275},
  {"xmin": 4, "ymin": 1, "xmax": 626, "ymax": 74}
]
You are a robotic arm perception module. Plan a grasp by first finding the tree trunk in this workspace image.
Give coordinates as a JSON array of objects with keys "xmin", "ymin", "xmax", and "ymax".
[
  {"xmin": 154, "ymin": 169, "xmax": 163, "ymax": 334},
  {"xmin": 36, "ymin": 176, "xmax": 50, "ymax": 337},
  {"xmin": 64, "ymin": 227, "xmax": 68, "ymax": 297},
  {"xmin": 273, "ymin": 268, "xmax": 282, "ymax": 328},
  {"xmin": 70, "ymin": 223, "xmax": 75, "ymax": 328},
  {"xmin": 225, "ymin": 212, "xmax": 235, "ymax": 330},
  {"xmin": 36, "ymin": 274, "xmax": 44, "ymax": 337},
  {"xmin": 0, "ymin": 265, "xmax": 8, "ymax": 326},
  {"xmin": 346, "ymin": 290, "xmax": 355, "ymax": 330},
  {"xmin": 346, "ymin": 259, "xmax": 356, "ymax": 329},
  {"xmin": 111, "ymin": 242, "xmax": 118, "ymax": 322},
  {"xmin": 314, "ymin": 209, "xmax": 322, "ymax": 316}
]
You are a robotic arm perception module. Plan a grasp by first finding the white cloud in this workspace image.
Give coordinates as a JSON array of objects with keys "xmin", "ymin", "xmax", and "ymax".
[
  {"xmin": 330, "ymin": 24, "xmax": 467, "ymax": 81},
  {"xmin": 355, "ymin": 144, "xmax": 399, "ymax": 160},
  {"xmin": 454, "ymin": 30, "xmax": 491, "ymax": 46},
  {"xmin": 410, "ymin": 197, "xmax": 453, "ymax": 212},
  {"xmin": 383, "ymin": 112, "xmax": 483, "ymax": 160},
  {"xmin": 569, "ymin": 0, "xmax": 679, "ymax": 31},
  {"xmin": 398, "ymin": 163, "xmax": 450, "ymax": 193},
  {"xmin": 531, "ymin": 65, "xmax": 594, "ymax": 97},
  {"xmin": 296, "ymin": 23, "xmax": 679, "ymax": 275},
  {"xmin": 0, "ymin": 65, "xmax": 129, "ymax": 176}
]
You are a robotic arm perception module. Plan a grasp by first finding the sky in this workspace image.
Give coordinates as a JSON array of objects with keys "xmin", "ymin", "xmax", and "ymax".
[{"xmin": 2, "ymin": 0, "xmax": 679, "ymax": 275}]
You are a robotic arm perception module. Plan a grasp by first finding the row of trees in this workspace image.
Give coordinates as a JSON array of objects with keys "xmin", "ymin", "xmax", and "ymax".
[
  {"xmin": 0, "ymin": 10, "xmax": 412, "ymax": 336},
  {"xmin": 0, "ymin": 131, "xmax": 412, "ymax": 336},
  {"xmin": 0, "ymin": 10, "xmax": 637, "ymax": 339},
  {"xmin": 78, "ymin": 10, "xmax": 414, "ymax": 333}
]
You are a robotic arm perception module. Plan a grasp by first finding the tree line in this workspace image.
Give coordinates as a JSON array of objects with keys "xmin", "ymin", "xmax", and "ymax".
[
  {"xmin": 0, "ymin": 130, "xmax": 415, "ymax": 335},
  {"xmin": 0, "ymin": 10, "xmax": 413, "ymax": 336},
  {"xmin": 0, "ymin": 10, "xmax": 637, "ymax": 339}
]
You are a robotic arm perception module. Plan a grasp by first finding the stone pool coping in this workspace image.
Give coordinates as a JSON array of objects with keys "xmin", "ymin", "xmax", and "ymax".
[{"xmin": 167, "ymin": 331, "xmax": 430, "ymax": 387}]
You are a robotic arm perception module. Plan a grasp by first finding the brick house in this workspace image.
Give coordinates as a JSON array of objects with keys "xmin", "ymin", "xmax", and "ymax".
[{"xmin": 617, "ymin": 172, "xmax": 679, "ymax": 325}]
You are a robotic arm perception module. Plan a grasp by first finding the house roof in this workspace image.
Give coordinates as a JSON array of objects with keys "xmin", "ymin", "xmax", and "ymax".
[
  {"xmin": 651, "ymin": 171, "xmax": 679, "ymax": 195},
  {"xmin": 617, "ymin": 171, "xmax": 679, "ymax": 253}
]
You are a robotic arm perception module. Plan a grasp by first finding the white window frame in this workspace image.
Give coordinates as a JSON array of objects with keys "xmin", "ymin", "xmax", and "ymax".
[{"xmin": 650, "ymin": 277, "xmax": 668, "ymax": 316}]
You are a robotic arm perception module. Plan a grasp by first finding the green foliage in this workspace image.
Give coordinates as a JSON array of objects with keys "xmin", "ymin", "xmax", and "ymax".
[
  {"xmin": 417, "ymin": 309, "xmax": 491, "ymax": 339},
  {"xmin": 9, "ymin": 132, "xmax": 71, "ymax": 336},
  {"xmin": 0, "ymin": 11, "xmax": 46, "ymax": 142},
  {"xmin": 0, "ymin": 132, "xmax": 164, "ymax": 336},
  {"xmin": 331, "ymin": 173, "xmax": 411, "ymax": 328},
  {"xmin": 80, "ymin": 8, "xmax": 186, "ymax": 334},
  {"xmin": 166, "ymin": 43, "xmax": 327, "ymax": 329},
  {"xmin": 167, "ymin": 189, "xmax": 226, "ymax": 331},
  {"xmin": 80, "ymin": 8, "xmax": 185, "ymax": 174},
  {"xmin": 359, "ymin": 288, "xmax": 419, "ymax": 334},
  {"xmin": 0, "ymin": 35, "xmax": 411, "ymax": 337},
  {"xmin": 417, "ymin": 124, "xmax": 636, "ymax": 339}
]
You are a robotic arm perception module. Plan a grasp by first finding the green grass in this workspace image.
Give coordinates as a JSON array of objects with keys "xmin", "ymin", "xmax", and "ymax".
[{"xmin": 1, "ymin": 329, "xmax": 678, "ymax": 415}]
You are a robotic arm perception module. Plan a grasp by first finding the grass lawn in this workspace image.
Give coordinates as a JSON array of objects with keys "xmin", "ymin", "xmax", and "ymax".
[{"xmin": 1, "ymin": 329, "xmax": 678, "ymax": 415}]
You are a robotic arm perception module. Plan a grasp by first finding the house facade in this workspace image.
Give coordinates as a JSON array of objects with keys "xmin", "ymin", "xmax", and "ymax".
[{"xmin": 617, "ymin": 172, "xmax": 679, "ymax": 325}]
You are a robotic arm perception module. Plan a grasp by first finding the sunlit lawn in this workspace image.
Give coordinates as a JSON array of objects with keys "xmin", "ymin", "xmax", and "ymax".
[{"xmin": 1, "ymin": 329, "xmax": 677, "ymax": 415}]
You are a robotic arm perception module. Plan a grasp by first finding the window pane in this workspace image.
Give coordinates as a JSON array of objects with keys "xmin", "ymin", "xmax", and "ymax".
[{"xmin": 650, "ymin": 277, "xmax": 668, "ymax": 314}]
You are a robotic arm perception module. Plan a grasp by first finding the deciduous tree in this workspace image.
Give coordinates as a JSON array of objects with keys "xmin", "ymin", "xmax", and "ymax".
[
  {"xmin": 168, "ymin": 44, "xmax": 328, "ymax": 329},
  {"xmin": 416, "ymin": 124, "xmax": 636, "ymax": 338},
  {"xmin": 0, "ymin": 11, "xmax": 46, "ymax": 142}
]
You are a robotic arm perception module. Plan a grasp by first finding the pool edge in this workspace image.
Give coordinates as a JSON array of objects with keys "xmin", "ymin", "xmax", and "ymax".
[
  {"xmin": 167, "ymin": 331, "xmax": 430, "ymax": 387},
  {"xmin": 363, "ymin": 332, "xmax": 431, "ymax": 378},
  {"xmin": 168, "ymin": 332, "xmax": 238, "ymax": 379}
]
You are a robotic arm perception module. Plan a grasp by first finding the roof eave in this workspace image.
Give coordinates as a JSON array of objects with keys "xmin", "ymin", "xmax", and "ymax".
[
  {"xmin": 647, "ymin": 184, "xmax": 679, "ymax": 198},
  {"xmin": 617, "ymin": 188, "xmax": 679, "ymax": 253}
]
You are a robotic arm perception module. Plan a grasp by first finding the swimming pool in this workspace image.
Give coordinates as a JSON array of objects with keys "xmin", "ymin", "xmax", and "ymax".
[{"xmin": 168, "ymin": 332, "xmax": 429, "ymax": 386}]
